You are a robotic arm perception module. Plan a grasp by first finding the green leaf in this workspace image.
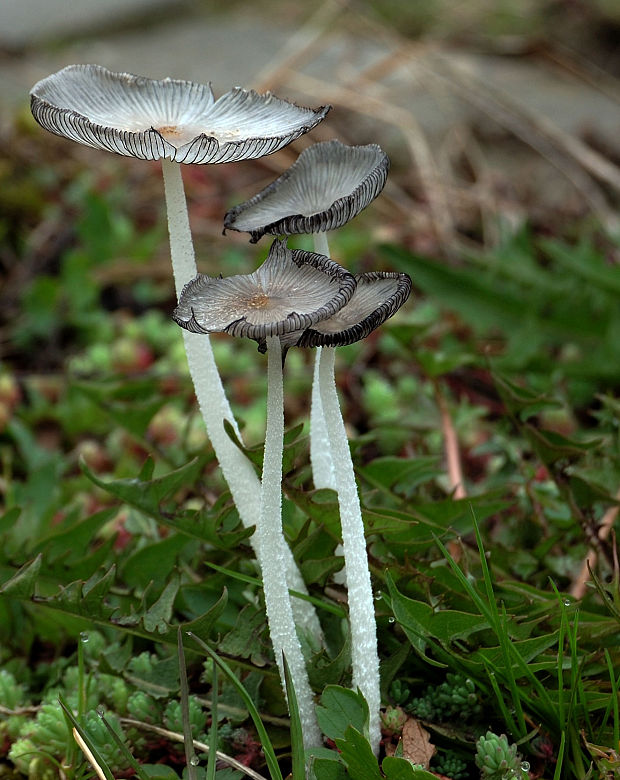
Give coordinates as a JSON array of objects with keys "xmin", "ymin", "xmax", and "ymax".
[
  {"xmin": 357, "ymin": 457, "xmax": 441, "ymax": 495},
  {"xmin": 0, "ymin": 554, "xmax": 42, "ymax": 597},
  {"xmin": 81, "ymin": 457, "xmax": 205, "ymax": 519},
  {"xmin": 382, "ymin": 757, "xmax": 438, "ymax": 779},
  {"xmin": 122, "ymin": 535, "xmax": 194, "ymax": 589},
  {"xmin": 143, "ymin": 575, "xmax": 180, "ymax": 634},
  {"xmin": 309, "ymin": 756, "xmax": 347, "ymax": 780},
  {"xmin": 334, "ymin": 726, "xmax": 381, "ymax": 780},
  {"xmin": 315, "ymin": 686, "xmax": 369, "ymax": 741},
  {"xmin": 32, "ymin": 509, "xmax": 117, "ymax": 565},
  {"xmin": 140, "ymin": 766, "xmax": 181, "ymax": 779}
]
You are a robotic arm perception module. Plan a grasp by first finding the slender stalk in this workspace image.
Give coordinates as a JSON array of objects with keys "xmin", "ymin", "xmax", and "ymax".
[
  {"xmin": 260, "ymin": 336, "xmax": 321, "ymax": 748},
  {"xmin": 318, "ymin": 346, "xmax": 381, "ymax": 755},
  {"xmin": 310, "ymin": 231, "xmax": 336, "ymax": 490},
  {"xmin": 160, "ymin": 159, "xmax": 321, "ymax": 638}
]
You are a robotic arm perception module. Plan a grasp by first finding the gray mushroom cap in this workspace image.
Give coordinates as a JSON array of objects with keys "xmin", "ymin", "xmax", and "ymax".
[
  {"xmin": 285, "ymin": 271, "xmax": 411, "ymax": 348},
  {"xmin": 173, "ymin": 239, "xmax": 356, "ymax": 341},
  {"xmin": 224, "ymin": 140, "xmax": 389, "ymax": 242},
  {"xmin": 30, "ymin": 64, "xmax": 330, "ymax": 164}
]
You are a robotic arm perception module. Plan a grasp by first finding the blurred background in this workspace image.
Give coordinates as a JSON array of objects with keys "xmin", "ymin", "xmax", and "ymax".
[{"xmin": 1, "ymin": 0, "xmax": 619, "ymax": 447}]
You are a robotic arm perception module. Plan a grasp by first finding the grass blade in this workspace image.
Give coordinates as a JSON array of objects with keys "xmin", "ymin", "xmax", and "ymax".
[
  {"xmin": 58, "ymin": 694, "xmax": 115, "ymax": 780},
  {"xmin": 98, "ymin": 711, "xmax": 151, "ymax": 780},
  {"xmin": 206, "ymin": 663, "xmax": 218, "ymax": 780},
  {"xmin": 282, "ymin": 652, "xmax": 305, "ymax": 780},
  {"xmin": 178, "ymin": 627, "xmax": 199, "ymax": 778},
  {"xmin": 188, "ymin": 631, "xmax": 284, "ymax": 780}
]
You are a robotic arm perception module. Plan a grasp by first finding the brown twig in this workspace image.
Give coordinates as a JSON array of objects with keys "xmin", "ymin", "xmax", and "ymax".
[
  {"xmin": 120, "ymin": 718, "xmax": 268, "ymax": 780},
  {"xmin": 570, "ymin": 489, "xmax": 620, "ymax": 600},
  {"xmin": 277, "ymin": 68, "xmax": 457, "ymax": 253},
  {"xmin": 251, "ymin": 0, "xmax": 348, "ymax": 92},
  {"xmin": 433, "ymin": 380, "xmax": 467, "ymax": 499},
  {"xmin": 428, "ymin": 54, "xmax": 620, "ymax": 231}
]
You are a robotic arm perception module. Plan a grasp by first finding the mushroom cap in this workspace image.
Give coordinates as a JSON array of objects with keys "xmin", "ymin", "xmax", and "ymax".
[
  {"xmin": 173, "ymin": 239, "xmax": 356, "ymax": 341},
  {"xmin": 224, "ymin": 140, "xmax": 389, "ymax": 242},
  {"xmin": 30, "ymin": 64, "xmax": 330, "ymax": 164},
  {"xmin": 289, "ymin": 271, "xmax": 412, "ymax": 348}
]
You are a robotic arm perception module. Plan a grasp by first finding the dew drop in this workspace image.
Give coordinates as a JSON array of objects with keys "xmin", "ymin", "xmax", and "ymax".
[
  {"xmin": 189, "ymin": 755, "xmax": 200, "ymax": 766},
  {"xmin": 521, "ymin": 761, "xmax": 530, "ymax": 772},
  {"xmin": 388, "ymin": 617, "xmax": 395, "ymax": 624},
  {"xmin": 79, "ymin": 632, "xmax": 89, "ymax": 643},
  {"xmin": 563, "ymin": 599, "xmax": 571, "ymax": 607},
  {"xmin": 96, "ymin": 705, "xmax": 105, "ymax": 717},
  {"xmin": 374, "ymin": 591, "xmax": 383, "ymax": 601}
]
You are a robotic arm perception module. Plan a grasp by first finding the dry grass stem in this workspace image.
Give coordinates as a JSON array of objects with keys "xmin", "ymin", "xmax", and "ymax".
[
  {"xmin": 120, "ymin": 718, "xmax": 268, "ymax": 780},
  {"xmin": 570, "ymin": 490, "xmax": 620, "ymax": 600},
  {"xmin": 252, "ymin": 0, "xmax": 348, "ymax": 92},
  {"xmin": 279, "ymin": 68, "xmax": 457, "ymax": 253},
  {"xmin": 434, "ymin": 381, "xmax": 467, "ymax": 500},
  {"xmin": 429, "ymin": 55, "xmax": 620, "ymax": 231},
  {"xmin": 72, "ymin": 728, "xmax": 107, "ymax": 780}
]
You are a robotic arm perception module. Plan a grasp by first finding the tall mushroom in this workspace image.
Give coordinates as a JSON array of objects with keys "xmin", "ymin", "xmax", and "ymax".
[
  {"xmin": 29, "ymin": 64, "xmax": 329, "ymax": 635},
  {"xmin": 174, "ymin": 239, "xmax": 357, "ymax": 748},
  {"xmin": 224, "ymin": 142, "xmax": 405, "ymax": 755}
]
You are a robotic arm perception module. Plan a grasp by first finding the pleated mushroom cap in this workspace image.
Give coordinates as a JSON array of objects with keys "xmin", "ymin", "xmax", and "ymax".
[
  {"xmin": 30, "ymin": 64, "xmax": 330, "ymax": 164},
  {"xmin": 173, "ymin": 239, "xmax": 356, "ymax": 341},
  {"xmin": 224, "ymin": 140, "xmax": 389, "ymax": 242},
  {"xmin": 292, "ymin": 271, "xmax": 412, "ymax": 348}
]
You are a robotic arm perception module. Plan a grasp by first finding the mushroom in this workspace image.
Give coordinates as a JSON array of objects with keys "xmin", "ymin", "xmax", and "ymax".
[
  {"xmin": 224, "ymin": 139, "xmax": 388, "ymax": 243},
  {"xmin": 223, "ymin": 143, "xmax": 405, "ymax": 756},
  {"xmin": 30, "ymin": 64, "xmax": 329, "ymax": 635},
  {"xmin": 224, "ymin": 139, "xmax": 389, "ymax": 492},
  {"xmin": 174, "ymin": 239, "xmax": 357, "ymax": 748},
  {"xmin": 281, "ymin": 271, "xmax": 412, "ymax": 755}
]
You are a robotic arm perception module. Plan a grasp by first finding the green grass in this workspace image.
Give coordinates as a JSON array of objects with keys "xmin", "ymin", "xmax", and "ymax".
[{"xmin": 0, "ymin": 123, "xmax": 619, "ymax": 780}]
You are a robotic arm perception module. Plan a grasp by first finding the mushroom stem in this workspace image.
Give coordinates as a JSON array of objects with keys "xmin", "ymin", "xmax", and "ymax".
[
  {"xmin": 161, "ymin": 159, "xmax": 321, "ymax": 638},
  {"xmin": 310, "ymin": 232, "xmax": 336, "ymax": 490},
  {"xmin": 318, "ymin": 346, "xmax": 381, "ymax": 755},
  {"xmin": 260, "ymin": 336, "xmax": 321, "ymax": 748}
]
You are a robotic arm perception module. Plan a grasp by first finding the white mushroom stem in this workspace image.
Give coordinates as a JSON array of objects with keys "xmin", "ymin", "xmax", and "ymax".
[
  {"xmin": 260, "ymin": 336, "xmax": 321, "ymax": 748},
  {"xmin": 310, "ymin": 232, "xmax": 336, "ymax": 490},
  {"xmin": 160, "ymin": 159, "xmax": 322, "ymax": 638},
  {"xmin": 318, "ymin": 345, "xmax": 381, "ymax": 755}
]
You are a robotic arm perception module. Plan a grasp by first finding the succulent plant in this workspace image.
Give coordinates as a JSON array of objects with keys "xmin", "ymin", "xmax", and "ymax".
[
  {"xmin": 475, "ymin": 731, "xmax": 529, "ymax": 779},
  {"xmin": 432, "ymin": 749, "xmax": 470, "ymax": 779}
]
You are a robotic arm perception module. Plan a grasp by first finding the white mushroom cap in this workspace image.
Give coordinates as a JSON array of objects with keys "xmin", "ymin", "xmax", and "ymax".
[
  {"xmin": 224, "ymin": 140, "xmax": 389, "ymax": 241},
  {"xmin": 290, "ymin": 271, "xmax": 411, "ymax": 348},
  {"xmin": 30, "ymin": 64, "xmax": 330, "ymax": 164},
  {"xmin": 173, "ymin": 239, "xmax": 356, "ymax": 341}
]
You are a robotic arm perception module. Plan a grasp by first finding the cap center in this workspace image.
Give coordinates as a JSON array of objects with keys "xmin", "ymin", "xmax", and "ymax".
[{"xmin": 245, "ymin": 292, "xmax": 271, "ymax": 309}]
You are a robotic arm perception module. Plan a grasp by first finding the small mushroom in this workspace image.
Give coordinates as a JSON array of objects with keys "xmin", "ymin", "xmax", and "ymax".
[
  {"xmin": 30, "ymin": 64, "xmax": 329, "ymax": 636},
  {"xmin": 276, "ymin": 270, "xmax": 412, "ymax": 756},
  {"xmin": 293, "ymin": 271, "xmax": 412, "ymax": 348},
  {"xmin": 224, "ymin": 139, "xmax": 389, "ymax": 242},
  {"xmin": 222, "ymin": 139, "xmax": 389, "ymax": 491},
  {"xmin": 173, "ymin": 239, "xmax": 357, "ymax": 748},
  {"xmin": 173, "ymin": 239, "xmax": 356, "ymax": 342}
]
